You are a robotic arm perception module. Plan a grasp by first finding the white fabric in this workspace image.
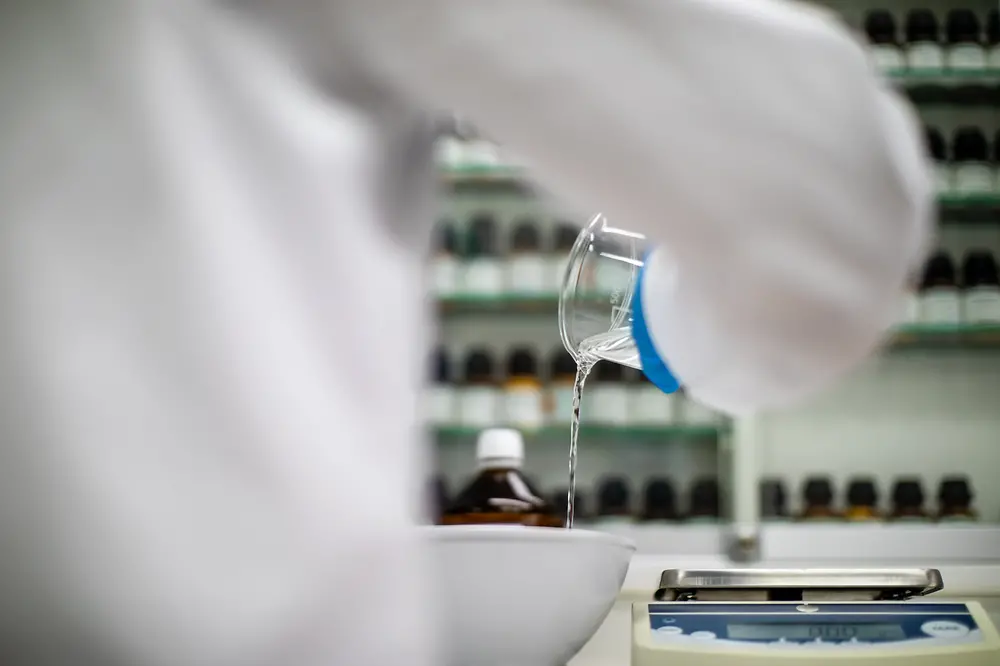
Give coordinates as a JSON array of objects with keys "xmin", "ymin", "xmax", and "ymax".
[{"xmin": 0, "ymin": 1, "xmax": 929, "ymax": 665}]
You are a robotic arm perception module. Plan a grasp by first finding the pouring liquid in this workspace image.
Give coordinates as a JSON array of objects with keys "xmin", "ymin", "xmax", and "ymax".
[{"xmin": 566, "ymin": 328, "xmax": 638, "ymax": 528}]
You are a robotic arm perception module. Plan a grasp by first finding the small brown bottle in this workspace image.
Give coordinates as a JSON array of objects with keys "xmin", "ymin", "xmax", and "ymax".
[
  {"xmin": 891, "ymin": 479, "xmax": 929, "ymax": 522},
  {"xmin": 937, "ymin": 477, "xmax": 977, "ymax": 522},
  {"xmin": 845, "ymin": 478, "xmax": 881, "ymax": 522},
  {"xmin": 442, "ymin": 428, "xmax": 562, "ymax": 527},
  {"xmin": 800, "ymin": 477, "xmax": 841, "ymax": 521}
]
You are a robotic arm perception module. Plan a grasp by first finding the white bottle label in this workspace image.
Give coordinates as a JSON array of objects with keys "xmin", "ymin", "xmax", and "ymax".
[
  {"xmin": 457, "ymin": 387, "xmax": 500, "ymax": 427},
  {"xmin": 947, "ymin": 45, "xmax": 987, "ymax": 70},
  {"xmin": 899, "ymin": 291, "xmax": 921, "ymax": 326},
  {"xmin": 433, "ymin": 256, "xmax": 460, "ymax": 296},
  {"xmin": 434, "ymin": 137, "xmax": 467, "ymax": 169},
  {"xmin": 547, "ymin": 385, "xmax": 574, "ymax": 425},
  {"xmin": 462, "ymin": 140, "xmax": 500, "ymax": 167},
  {"xmin": 919, "ymin": 289, "xmax": 961, "ymax": 325},
  {"xmin": 962, "ymin": 287, "xmax": 1000, "ymax": 323},
  {"xmin": 953, "ymin": 164, "xmax": 995, "ymax": 194},
  {"xmin": 549, "ymin": 255, "xmax": 571, "ymax": 294},
  {"xmin": 870, "ymin": 45, "xmax": 905, "ymax": 71},
  {"xmin": 427, "ymin": 386, "xmax": 456, "ymax": 426},
  {"xmin": 907, "ymin": 43, "xmax": 945, "ymax": 70},
  {"xmin": 629, "ymin": 386, "xmax": 676, "ymax": 425},
  {"xmin": 935, "ymin": 165, "xmax": 953, "ymax": 195},
  {"xmin": 586, "ymin": 386, "xmax": 630, "ymax": 425},
  {"xmin": 503, "ymin": 387, "xmax": 544, "ymax": 428},
  {"xmin": 989, "ymin": 46, "xmax": 1000, "ymax": 69},
  {"xmin": 507, "ymin": 255, "xmax": 548, "ymax": 294},
  {"xmin": 461, "ymin": 260, "xmax": 504, "ymax": 296}
]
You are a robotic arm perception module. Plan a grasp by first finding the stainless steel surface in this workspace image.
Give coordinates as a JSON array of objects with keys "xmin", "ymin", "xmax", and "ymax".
[{"xmin": 655, "ymin": 568, "xmax": 944, "ymax": 601}]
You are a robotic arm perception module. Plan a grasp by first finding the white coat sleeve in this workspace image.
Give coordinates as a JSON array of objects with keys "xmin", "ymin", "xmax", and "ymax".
[{"xmin": 334, "ymin": 0, "xmax": 934, "ymax": 413}]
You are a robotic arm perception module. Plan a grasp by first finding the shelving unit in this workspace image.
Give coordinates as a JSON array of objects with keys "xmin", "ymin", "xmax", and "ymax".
[{"xmin": 433, "ymin": 0, "xmax": 1000, "ymax": 566}]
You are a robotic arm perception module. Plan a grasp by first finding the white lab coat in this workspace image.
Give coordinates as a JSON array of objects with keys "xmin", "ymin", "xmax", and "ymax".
[{"xmin": 0, "ymin": 1, "xmax": 929, "ymax": 665}]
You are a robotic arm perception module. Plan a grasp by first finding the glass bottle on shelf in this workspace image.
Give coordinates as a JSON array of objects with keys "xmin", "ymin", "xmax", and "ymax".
[
  {"xmin": 507, "ymin": 219, "xmax": 547, "ymax": 295},
  {"xmin": 800, "ymin": 477, "xmax": 841, "ymax": 521},
  {"xmin": 594, "ymin": 476, "xmax": 633, "ymax": 527},
  {"xmin": 429, "ymin": 475, "xmax": 450, "ymax": 524},
  {"xmin": 760, "ymin": 479, "xmax": 788, "ymax": 521},
  {"xmin": 462, "ymin": 213, "xmax": 504, "ymax": 297},
  {"xmin": 546, "ymin": 348, "xmax": 577, "ymax": 425},
  {"xmin": 890, "ymin": 478, "xmax": 929, "ymax": 522},
  {"xmin": 989, "ymin": 9, "xmax": 1000, "ymax": 69},
  {"xmin": 952, "ymin": 127, "xmax": 993, "ymax": 195},
  {"xmin": 442, "ymin": 428, "xmax": 562, "ymax": 527},
  {"xmin": 503, "ymin": 347, "xmax": 544, "ymax": 429},
  {"xmin": 919, "ymin": 251, "xmax": 961, "ymax": 325},
  {"xmin": 641, "ymin": 478, "xmax": 679, "ymax": 522},
  {"xmin": 687, "ymin": 478, "xmax": 721, "ymax": 523},
  {"xmin": 585, "ymin": 361, "xmax": 629, "ymax": 426},
  {"xmin": 458, "ymin": 348, "xmax": 500, "ymax": 427},
  {"xmin": 945, "ymin": 9, "xmax": 986, "ymax": 70},
  {"xmin": 925, "ymin": 126, "xmax": 951, "ymax": 196},
  {"xmin": 550, "ymin": 223, "xmax": 580, "ymax": 294},
  {"xmin": 905, "ymin": 9, "xmax": 943, "ymax": 70},
  {"xmin": 865, "ymin": 10, "xmax": 903, "ymax": 71},
  {"xmin": 551, "ymin": 487, "xmax": 588, "ymax": 526},
  {"xmin": 429, "ymin": 346, "xmax": 456, "ymax": 427},
  {"xmin": 433, "ymin": 219, "xmax": 461, "ymax": 297},
  {"xmin": 937, "ymin": 477, "xmax": 977, "ymax": 522},
  {"xmin": 845, "ymin": 478, "xmax": 881, "ymax": 522},
  {"xmin": 961, "ymin": 250, "xmax": 1000, "ymax": 323}
]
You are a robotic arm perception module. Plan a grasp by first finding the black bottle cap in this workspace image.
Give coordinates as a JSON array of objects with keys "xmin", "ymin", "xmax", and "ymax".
[
  {"xmin": 865, "ymin": 10, "xmax": 898, "ymax": 45},
  {"xmin": 847, "ymin": 478, "xmax": 879, "ymax": 507},
  {"xmin": 689, "ymin": 478, "xmax": 720, "ymax": 517},
  {"xmin": 759, "ymin": 479, "xmax": 787, "ymax": 518},
  {"xmin": 550, "ymin": 348, "xmax": 577, "ymax": 380},
  {"xmin": 597, "ymin": 477, "xmax": 631, "ymax": 515},
  {"xmin": 432, "ymin": 346, "xmax": 451, "ymax": 383},
  {"xmin": 938, "ymin": 476, "xmax": 973, "ymax": 506},
  {"xmin": 642, "ymin": 478, "xmax": 678, "ymax": 520},
  {"xmin": 463, "ymin": 349, "xmax": 496, "ymax": 384},
  {"xmin": 892, "ymin": 478, "xmax": 925, "ymax": 509},
  {"xmin": 510, "ymin": 219, "xmax": 541, "ymax": 253},
  {"xmin": 946, "ymin": 9, "xmax": 981, "ymax": 44},
  {"xmin": 920, "ymin": 251, "xmax": 957, "ymax": 289},
  {"xmin": 989, "ymin": 9, "xmax": 1000, "ymax": 45},
  {"xmin": 962, "ymin": 250, "xmax": 1000, "ymax": 289},
  {"xmin": 925, "ymin": 127, "xmax": 947, "ymax": 162},
  {"xmin": 906, "ymin": 9, "xmax": 940, "ymax": 44},
  {"xmin": 803, "ymin": 477, "xmax": 834, "ymax": 507},
  {"xmin": 594, "ymin": 361, "xmax": 625, "ymax": 384},
  {"xmin": 466, "ymin": 213, "xmax": 498, "ymax": 258},
  {"xmin": 953, "ymin": 127, "xmax": 989, "ymax": 163},
  {"xmin": 506, "ymin": 347, "xmax": 539, "ymax": 379},
  {"xmin": 434, "ymin": 220, "xmax": 459, "ymax": 255},
  {"xmin": 554, "ymin": 223, "xmax": 580, "ymax": 252}
]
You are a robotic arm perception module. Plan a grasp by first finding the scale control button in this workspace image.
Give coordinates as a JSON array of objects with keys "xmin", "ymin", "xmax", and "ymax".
[
  {"xmin": 921, "ymin": 620, "xmax": 969, "ymax": 638},
  {"xmin": 796, "ymin": 604, "xmax": 820, "ymax": 613},
  {"xmin": 655, "ymin": 626, "xmax": 683, "ymax": 636},
  {"xmin": 689, "ymin": 631, "xmax": 717, "ymax": 640}
]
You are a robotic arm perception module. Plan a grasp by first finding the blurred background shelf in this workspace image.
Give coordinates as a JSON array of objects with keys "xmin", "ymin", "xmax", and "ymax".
[
  {"xmin": 434, "ymin": 424, "xmax": 727, "ymax": 441},
  {"xmin": 893, "ymin": 322, "xmax": 1000, "ymax": 346}
]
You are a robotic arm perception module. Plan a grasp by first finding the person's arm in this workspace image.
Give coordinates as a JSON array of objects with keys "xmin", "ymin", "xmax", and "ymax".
[{"xmin": 330, "ymin": 0, "xmax": 933, "ymax": 412}]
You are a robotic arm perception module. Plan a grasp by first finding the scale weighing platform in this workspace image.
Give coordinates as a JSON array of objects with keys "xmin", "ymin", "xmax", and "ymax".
[{"xmin": 632, "ymin": 568, "xmax": 999, "ymax": 665}]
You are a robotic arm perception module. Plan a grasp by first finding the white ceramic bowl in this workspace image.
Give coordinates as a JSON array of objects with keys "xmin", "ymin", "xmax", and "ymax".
[{"xmin": 427, "ymin": 525, "xmax": 635, "ymax": 666}]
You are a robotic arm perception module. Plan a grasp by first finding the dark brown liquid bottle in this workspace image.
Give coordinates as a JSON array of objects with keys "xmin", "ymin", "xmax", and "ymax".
[
  {"xmin": 891, "ymin": 478, "xmax": 929, "ymax": 521},
  {"xmin": 938, "ymin": 477, "xmax": 976, "ymax": 522},
  {"xmin": 845, "ymin": 478, "xmax": 881, "ymax": 522},
  {"xmin": 442, "ymin": 428, "xmax": 562, "ymax": 527},
  {"xmin": 800, "ymin": 477, "xmax": 841, "ymax": 521}
]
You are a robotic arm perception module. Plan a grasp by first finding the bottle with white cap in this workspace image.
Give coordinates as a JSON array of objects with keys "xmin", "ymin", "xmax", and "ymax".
[{"xmin": 442, "ymin": 428, "xmax": 562, "ymax": 527}]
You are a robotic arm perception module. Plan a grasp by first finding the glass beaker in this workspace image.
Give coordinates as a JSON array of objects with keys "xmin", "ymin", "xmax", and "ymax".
[{"xmin": 557, "ymin": 213, "xmax": 680, "ymax": 393}]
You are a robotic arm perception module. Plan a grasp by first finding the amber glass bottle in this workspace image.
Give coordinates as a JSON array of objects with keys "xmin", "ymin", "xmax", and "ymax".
[{"xmin": 442, "ymin": 428, "xmax": 562, "ymax": 527}]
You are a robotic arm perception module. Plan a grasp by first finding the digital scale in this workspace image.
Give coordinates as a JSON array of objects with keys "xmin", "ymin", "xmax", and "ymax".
[{"xmin": 633, "ymin": 568, "xmax": 999, "ymax": 665}]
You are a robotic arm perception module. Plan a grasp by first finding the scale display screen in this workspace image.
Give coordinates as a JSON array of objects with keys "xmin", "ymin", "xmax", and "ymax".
[{"xmin": 728, "ymin": 623, "xmax": 906, "ymax": 641}]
